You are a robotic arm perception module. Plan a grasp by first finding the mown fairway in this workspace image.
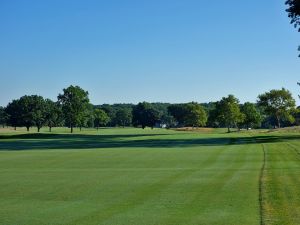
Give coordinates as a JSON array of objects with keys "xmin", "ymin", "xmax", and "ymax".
[{"xmin": 0, "ymin": 128, "xmax": 300, "ymax": 225}]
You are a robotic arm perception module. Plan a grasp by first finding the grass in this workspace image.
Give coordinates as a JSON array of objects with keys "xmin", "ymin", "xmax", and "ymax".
[{"xmin": 0, "ymin": 127, "xmax": 300, "ymax": 225}]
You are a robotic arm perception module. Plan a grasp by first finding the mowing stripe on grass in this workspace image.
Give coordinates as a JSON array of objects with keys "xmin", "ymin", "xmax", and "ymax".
[
  {"xmin": 262, "ymin": 140, "xmax": 300, "ymax": 225},
  {"xmin": 259, "ymin": 144, "xmax": 266, "ymax": 225}
]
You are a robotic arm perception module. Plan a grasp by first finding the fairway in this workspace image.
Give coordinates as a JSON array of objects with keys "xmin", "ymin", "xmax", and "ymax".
[{"xmin": 0, "ymin": 128, "xmax": 300, "ymax": 225}]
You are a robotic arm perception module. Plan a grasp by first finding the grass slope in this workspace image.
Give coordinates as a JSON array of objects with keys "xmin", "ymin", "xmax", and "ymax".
[{"xmin": 0, "ymin": 128, "xmax": 299, "ymax": 225}]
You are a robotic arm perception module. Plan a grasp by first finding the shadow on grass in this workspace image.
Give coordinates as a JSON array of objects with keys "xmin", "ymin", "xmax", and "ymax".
[{"xmin": 0, "ymin": 133, "xmax": 299, "ymax": 151}]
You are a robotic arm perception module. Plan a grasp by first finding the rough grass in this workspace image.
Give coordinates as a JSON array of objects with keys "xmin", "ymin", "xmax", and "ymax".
[{"xmin": 0, "ymin": 127, "xmax": 299, "ymax": 225}]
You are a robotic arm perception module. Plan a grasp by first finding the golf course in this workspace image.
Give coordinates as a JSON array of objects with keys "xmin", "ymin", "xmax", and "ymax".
[{"xmin": 0, "ymin": 127, "xmax": 299, "ymax": 225}]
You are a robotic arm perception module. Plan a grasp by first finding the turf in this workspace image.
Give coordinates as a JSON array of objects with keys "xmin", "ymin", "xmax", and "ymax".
[{"xmin": 0, "ymin": 128, "xmax": 299, "ymax": 225}]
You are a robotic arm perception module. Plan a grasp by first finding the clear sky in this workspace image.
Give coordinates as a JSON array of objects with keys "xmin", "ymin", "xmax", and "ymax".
[{"xmin": 0, "ymin": 0, "xmax": 299, "ymax": 106}]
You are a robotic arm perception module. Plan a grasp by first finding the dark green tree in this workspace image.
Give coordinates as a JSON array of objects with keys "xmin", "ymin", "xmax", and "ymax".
[
  {"xmin": 11, "ymin": 95, "xmax": 47, "ymax": 132},
  {"xmin": 5, "ymin": 99, "xmax": 22, "ymax": 130},
  {"xmin": 240, "ymin": 102, "xmax": 262, "ymax": 130},
  {"xmin": 168, "ymin": 104, "xmax": 188, "ymax": 127},
  {"xmin": 94, "ymin": 108, "xmax": 110, "ymax": 130},
  {"xmin": 58, "ymin": 85, "xmax": 90, "ymax": 133},
  {"xmin": 132, "ymin": 102, "xmax": 160, "ymax": 129},
  {"xmin": 258, "ymin": 88, "xmax": 296, "ymax": 128},
  {"xmin": 0, "ymin": 107, "xmax": 8, "ymax": 128}
]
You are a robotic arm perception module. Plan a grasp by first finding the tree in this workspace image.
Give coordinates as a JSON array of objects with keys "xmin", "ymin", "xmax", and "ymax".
[
  {"xmin": 45, "ymin": 99, "xmax": 63, "ymax": 132},
  {"xmin": 240, "ymin": 102, "xmax": 262, "ymax": 130},
  {"xmin": 215, "ymin": 95, "xmax": 244, "ymax": 133},
  {"xmin": 115, "ymin": 108, "xmax": 132, "ymax": 127},
  {"xmin": 58, "ymin": 85, "xmax": 90, "ymax": 133},
  {"xmin": 94, "ymin": 109, "xmax": 110, "ymax": 130},
  {"xmin": 183, "ymin": 103, "xmax": 207, "ymax": 127},
  {"xmin": 9, "ymin": 95, "xmax": 47, "ymax": 132},
  {"xmin": 29, "ymin": 96, "xmax": 47, "ymax": 132},
  {"xmin": 286, "ymin": 0, "xmax": 300, "ymax": 56},
  {"xmin": 258, "ymin": 88, "xmax": 296, "ymax": 128},
  {"xmin": 286, "ymin": 0, "xmax": 300, "ymax": 30},
  {"xmin": 78, "ymin": 103, "xmax": 94, "ymax": 131},
  {"xmin": 132, "ymin": 102, "xmax": 160, "ymax": 129},
  {"xmin": 0, "ymin": 107, "xmax": 8, "ymax": 128},
  {"xmin": 5, "ymin": 99, "xmax": 22, "ymax": 130},
  {"xmin": 168, "ymin": 104, "xmax": 190, "ymax": 127},
  {"xmin": 99, "ymin": 104, "xmax": 116, "ymax": 127},
  {"xmin": 169, "ymin": 103, "xmax": 207, "ymax": 127}
]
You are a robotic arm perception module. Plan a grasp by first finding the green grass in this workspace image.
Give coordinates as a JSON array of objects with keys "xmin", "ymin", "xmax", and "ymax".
[{"xmin": 0, "ymin": 127, "xmax": 300, "ymax": 225}]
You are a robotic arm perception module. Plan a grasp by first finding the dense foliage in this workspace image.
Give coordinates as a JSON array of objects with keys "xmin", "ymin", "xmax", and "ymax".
[{"xmin": 258, "ymin": 88, "xmax": 296, "ymax": 128}]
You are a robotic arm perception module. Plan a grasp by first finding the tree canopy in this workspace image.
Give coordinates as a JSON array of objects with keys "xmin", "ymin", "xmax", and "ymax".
[
  {"xmin": 132, "ymin": 102, "xmax": 160, "ymax": 129},
  {"xmin": 58, "ymin": 85, "xmax": 90, "ymax": 133},
  {"xmin": 168, "ymin": 103, "xmax": 207, "ymax": 127},
  {"xmin": 94, "ymin": 108, "xmax": 110, "ymax": 129},
  {"xmin": 115, "ymin": 108, "xmax": 132, "ymax": 127},
  {"xmin": 214, "ymin": 95, "xmax": 244, "ymax": 132},
  {"xmin": 240, "ymin": 102, "xmax": 262, "ymax": 130},
  {"xmin": 258, "ymin": 88, "xmax": 296, "ymax": 128},
  {"xmin": 286, "ymin": 0, "xmax": 300, "ymax": 30}
]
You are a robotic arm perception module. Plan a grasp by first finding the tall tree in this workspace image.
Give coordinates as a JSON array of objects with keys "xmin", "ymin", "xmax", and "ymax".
[
  {"xmin": 215, "ymin": 95, "xmax": 244, "ymax": 133},
  {"xmin": 58, "ymin": 85, "xmax": 90, "ymax": 133},
  {"xmin": 132, "ymin": 102, "xmax": 160, "ymax": 129},
  {"xmin": 94, "ymin": 108, "xmax": 110, "ymax": 130},
  {"xmin": 240, "ymin": 102, "xmax": 262, "ymax": 130},
  {"xmin": 258, "ymin": 88, "xmax": 296, "ymax": 128}
]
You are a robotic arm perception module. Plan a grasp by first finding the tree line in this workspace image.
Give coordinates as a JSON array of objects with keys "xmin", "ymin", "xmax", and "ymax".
[{"xmin": 0, "ymin": 85, "xmax": 298, "ymax": 133}]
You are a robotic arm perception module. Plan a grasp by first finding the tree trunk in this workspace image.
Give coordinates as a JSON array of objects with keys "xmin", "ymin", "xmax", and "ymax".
[
  {"xmin": 26, "ymin": 126, "xmax": 30, "ymax": 132},
  {"xmin": 71, "ymin": 126, "xmax": 73, "ymax": 133},
  {"xmin": 14, "ymin": 127, "xmax": 16, "ymax": 131},
  {"xmin": 80, "ymin": 126, "xmax": 82, "ymax": 131},
  {"xmin": 49, "ymin": 126, "xmax": 52, "ymax": 132},
  {"xmin": 277, "ymin": 118, "xmax": 281, "ymax": 129},
  {"xmin": 37, "ymin": 127, "xmax": 40, "ymax": 132},
  {"xmin": 227, "ymin": 126, "xmax": 230, "ymax": 133}
]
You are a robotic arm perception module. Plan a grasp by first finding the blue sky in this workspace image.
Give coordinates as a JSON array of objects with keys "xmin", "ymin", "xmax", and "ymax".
[{"xmin": 0, "ymin": 0, "xmax": 299, "ymax": 106}]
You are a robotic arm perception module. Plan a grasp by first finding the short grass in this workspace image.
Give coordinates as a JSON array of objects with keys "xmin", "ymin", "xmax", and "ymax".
[{"xmin": 0, "ymin": 127, "xmax": 299, "ymax": 225}]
